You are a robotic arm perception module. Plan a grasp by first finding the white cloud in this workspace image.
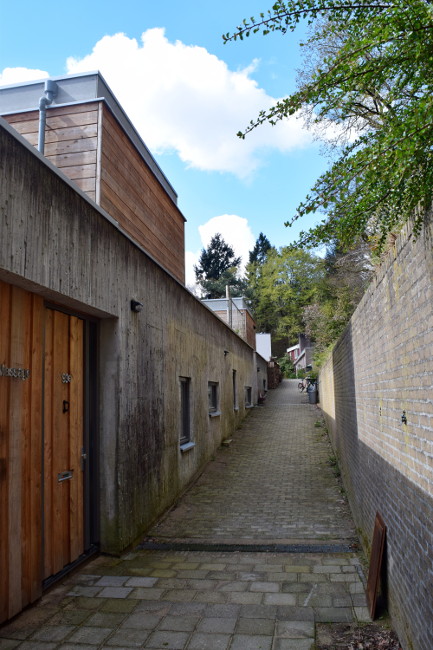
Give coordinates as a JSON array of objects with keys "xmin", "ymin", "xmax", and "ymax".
[
  {"xmin": 65, "ymin": 28, "xmax": 312, "ymax": 178},
  {"xmin": 186, "ymin": 214, "xmax": 255, "ymax": 290},
  {"xmin": 0, "ymin": 67, "xmax": 48, "ymax": 86}
]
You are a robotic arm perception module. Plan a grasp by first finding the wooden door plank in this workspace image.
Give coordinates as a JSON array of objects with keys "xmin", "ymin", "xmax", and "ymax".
[
  {"xmin": 8, "ymin": 287, "xmax": 25, "ymax": 617},
  {"xmin": 69, "ymin": 317, "xmax": 84, "ymax": 560},
  {"xmin": 19, "ymin": 290, "xmax": 32, "ymax": 609},
  {"xmin": 0, "ymin": 282, "xmax": 11, "ymax": 623},
  {"xmin": 51, "ymin": 311, "xmax": 70, "ymax": 575},
  {"xmin": 29, "ymin": 296, "xmax": 44, "ymax": 601},
  {"xmin": 43, "ymin": 309, "xmax": 54, "ymax": 579}
]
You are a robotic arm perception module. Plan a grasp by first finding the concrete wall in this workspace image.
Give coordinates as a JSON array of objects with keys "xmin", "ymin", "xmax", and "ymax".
[
  {"xmin": 319, "ymin": 218, "xmax": 433, "ymax": 650},
  {"xmin": 0, "ymin": 120, "xmax": 260, "ymax": 556}
]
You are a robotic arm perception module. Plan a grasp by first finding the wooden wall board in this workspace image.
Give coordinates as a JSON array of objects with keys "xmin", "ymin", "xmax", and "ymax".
[{"xmin": 3, "ymin": 105, "xmax": 99, "ymax": 196}]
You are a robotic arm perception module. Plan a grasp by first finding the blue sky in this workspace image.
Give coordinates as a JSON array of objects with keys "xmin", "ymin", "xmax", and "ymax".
[{"xmin": 0, "ymin": 0, "xmax": 328, "ymax": 287}]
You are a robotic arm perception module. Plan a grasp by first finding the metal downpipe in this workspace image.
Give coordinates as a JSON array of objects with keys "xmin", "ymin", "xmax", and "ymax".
[{"xmin": 38, "ymin": 80, "xmax": 58, "ymax": 154}]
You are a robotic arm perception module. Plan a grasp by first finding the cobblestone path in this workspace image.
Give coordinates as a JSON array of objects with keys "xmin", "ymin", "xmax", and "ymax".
[
  {"xmin": 147, "ymin": 380, "xmax": 356, "ymax": 544},
  {"xmin": 0, "ymin": 380, "xmax": 369, "ymax": 650}
]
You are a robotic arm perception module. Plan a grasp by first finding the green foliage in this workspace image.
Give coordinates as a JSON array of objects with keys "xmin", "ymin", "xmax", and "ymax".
[
  {"xmin": 249, "ymin": 232, "xmax": 274, "ymax": 264},
  {"xmin": 195, "ymin": 233, "xmax": 245, "ymax": 298},
  {"xmin": 277, "ymin": 355, "xmax": 296, "ymax": 378},
  {"xmin": 247, "ymin": 246, "xmax": 325, "ymax": 344},
  {"xmin": 225, "ymin": 1, "xmax": 433, "ymax": 250},
  {"xmin": 303, "ymin": 238, "xmax": 373, "ymax": 362}
]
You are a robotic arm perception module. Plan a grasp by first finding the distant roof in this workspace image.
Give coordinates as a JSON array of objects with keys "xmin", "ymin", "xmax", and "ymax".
[{"xmin": 0, "ymin": 71, "xmax": 177, "ymax": 204}]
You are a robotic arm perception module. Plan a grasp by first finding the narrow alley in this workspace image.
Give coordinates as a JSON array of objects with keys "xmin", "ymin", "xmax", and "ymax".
[{"xmin": 0, "ymin": 380, "xmax": 370, "ymax": 650}]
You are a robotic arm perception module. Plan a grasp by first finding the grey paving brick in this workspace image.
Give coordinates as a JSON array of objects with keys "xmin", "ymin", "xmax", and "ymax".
[
  {"xmin": 68, "ymin": 626, "xmax": 113, "ymax": 644},
  {"xmin": 187, "ymin": 632, "xmax": 231, "ymax": 649},
  {"xmin": 98, "ymin": 587, "xmax": 133, "ymax": 599},
  {"xmin": 236, "ymin": 618, "xmax": 275, "ymax": 635},
  {"xmin": 275, "ymin": 620, "xmax": 315, "ymax": 638},
  {"xmin": 144, "ymin": 630, "xmax": 189, "ymax": 648},
  {"xmin": 105, "ymin": 628, "xmax": 150, "ymax": 647},
  {"xmin": 230, "ymin": 634, "xmax": 273, "ymax": 650}
]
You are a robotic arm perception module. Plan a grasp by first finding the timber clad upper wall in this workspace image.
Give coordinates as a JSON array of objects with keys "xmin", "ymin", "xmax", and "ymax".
[
  {"xmin": 4, "ymin": 104, "xmax": 99, "ymax": 201},
  {"xmin": 100, "ymin": 105, "xmax": 185, "ymax": 283},
  {"xmin": 4, "ymin": 100, "xmax": 186, "ymax": 284}
]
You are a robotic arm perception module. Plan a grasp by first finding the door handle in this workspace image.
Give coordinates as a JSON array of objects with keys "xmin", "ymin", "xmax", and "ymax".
[{"xmin": 58, "ymin": 470, "xmax": 73, "ymax": 482}]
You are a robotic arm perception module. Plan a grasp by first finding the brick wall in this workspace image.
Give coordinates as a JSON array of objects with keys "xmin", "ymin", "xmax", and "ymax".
[{"xmin": 320, "ymin": 218, "xmax": 433, "ymax": 650}]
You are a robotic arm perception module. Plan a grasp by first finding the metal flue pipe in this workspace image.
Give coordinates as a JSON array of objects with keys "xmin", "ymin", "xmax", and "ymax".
[{"xmin": 38, "ymin": 79, "xmax": 58, "ymax": 154}]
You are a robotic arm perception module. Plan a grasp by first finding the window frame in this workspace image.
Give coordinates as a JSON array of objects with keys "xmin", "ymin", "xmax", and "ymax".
[
  {"xmin": 208, "ymin": 380, "xmax": 220, "ymax": 416},
  {"xmin": 244, "ymin": 385, "xmax": 253, "ymax": 408},
  {"xmin": 179, "ymin": 376, "xmax": 193, "ymax": 449}
]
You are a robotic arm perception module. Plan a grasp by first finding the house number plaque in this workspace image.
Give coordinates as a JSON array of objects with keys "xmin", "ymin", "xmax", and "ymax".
[{"xmin": 0, "ymin": 364, "xmax": 30, "ymax": 380}]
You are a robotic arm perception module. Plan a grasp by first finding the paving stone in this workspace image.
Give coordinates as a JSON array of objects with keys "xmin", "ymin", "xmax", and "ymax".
[
  {"xmin": 14, "ymin": 641, "xmax": 57, "ymax": 650},
  {"xmin": 263, "ymin": 594, "xmax": 297, "ymax": 606},
  {"xmin": 127, "ymin": 588, "xmax": 165, "ymax": 600},
  {"xmin": 124, "ymin": 577, "xmax": 158, "ymax": 587},
  {"xmin": 313, "ymin": 607, "xmax": 354, "ymax": 622},
  {"xmin": 121, "ymin": 613, "xmax": 164, "ymax": 629},
  {"xmin": 250, "ymin": 582, "xmax": 280, "ymax": 593},
  {"xmin": 228, "ymin": 592, "xmax": 263, "ymax": 605},
  {"xmin": 68, "ymin": 626, "xmax": 113, "ymax": 644},
  {"xmin": 230, "ymin": 634, "xmax": 273, "ymax": 650},
  {"xmin": 187, "ymin": 632, "xmax": 231, "ymax": 649},
  {"xmin": 99, "ymin": 599, "xmax": 139, "ymax": 613},
  {"xmin": 0, "ymin": 641, "xmax": 20, "ymax": 649},
  {"xmin": 143, "ymin": 630, "xmax": 190, "ymax": 648},
  {"xmin": 160, "ymin": 615, "xmax": 200, "ymax": 631},
  {"xmin": 98, "ymin": 587, "xmax": 133, "ymax": 599},
  {"xmin": 275, "ymin": 620, "xmax": 315, "ymax": 638},
  {"xmin": 236, "ymin": 618, "xmax": 275, "ymax": 635},
  {"xmin": 273, "ymin": 640, "xmax": 315, "ymax": 650},
  {"xmin": 31, "ymin": 626, "xmax": 75, "ymax": 642},
  {"xmin": 204, "ymin": 604, "xmax": 241, "ymax": 618},
  {"xmin": 105, "ymin": 628, "xmax": 150, "ymax": 647},
  {"xmin": 85, "ymin": 612, "xmax": 125, "ymax": 627},
  {"xmin": 94, "ymin": 577, "xmax": 129, "ymax": 587}
]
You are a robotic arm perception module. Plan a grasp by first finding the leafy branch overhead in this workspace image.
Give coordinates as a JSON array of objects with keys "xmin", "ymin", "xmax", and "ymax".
[{"xmin": 224, "ymin": 0, "xmax": 433, "ymax": 250}]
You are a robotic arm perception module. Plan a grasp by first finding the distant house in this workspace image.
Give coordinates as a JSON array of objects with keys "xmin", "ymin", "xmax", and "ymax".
[
  {"xmin": 287, "ymin": 334, "xmax": 314, "ymax": 374},
  {"xmin": 201, "ymin": 296, "xmax": 256, "ymax": 348}
]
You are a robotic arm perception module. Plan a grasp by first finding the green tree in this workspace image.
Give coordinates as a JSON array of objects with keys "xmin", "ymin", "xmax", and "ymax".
[
  {"xmin": 249, "ymin": 247, "xmax": 325, "ymax": 346},
  {"xmin": 303, "ymin": 238, "xmax": 373, "ymax": 361},
  {"xmin": 195, "ymin": 233, "xmax": 245, "ymax": 298},
  {"xmin": 249, "ymin": 232, "xmax": 273, "ymax": 264},
  {"xmin": 224, "ymin": 1, "xmax": 433, "ymax": 250}
]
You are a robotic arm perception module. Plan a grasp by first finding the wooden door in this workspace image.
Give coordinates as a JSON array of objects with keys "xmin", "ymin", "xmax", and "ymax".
[{"xmin": 44, "ymin": 309, "xmax": 84, "ymax": 579}]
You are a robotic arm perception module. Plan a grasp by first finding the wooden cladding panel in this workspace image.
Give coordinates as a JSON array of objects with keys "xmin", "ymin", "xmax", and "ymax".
[
  {"xmin": 0, "ymin": 282, "xmax": 44, "ymax": 623},
  {"xmin": 99, "ymin": 106, "xmax": 185, "ymax": 283},
  {"xmin": 4, "ymin": 104, "xmax": 99, "ymax": 195}
]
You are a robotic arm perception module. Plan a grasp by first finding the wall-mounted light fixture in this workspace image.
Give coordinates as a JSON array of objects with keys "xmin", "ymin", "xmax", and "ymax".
[{"xmin": 131, "ymin": 300, "xmax": 143, "ymax": 313}]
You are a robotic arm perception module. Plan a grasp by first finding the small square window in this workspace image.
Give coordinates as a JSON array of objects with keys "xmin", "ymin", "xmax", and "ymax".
[{"xmin": 208, "ymin": 381, "xmax": 219, "ymax": 414}]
